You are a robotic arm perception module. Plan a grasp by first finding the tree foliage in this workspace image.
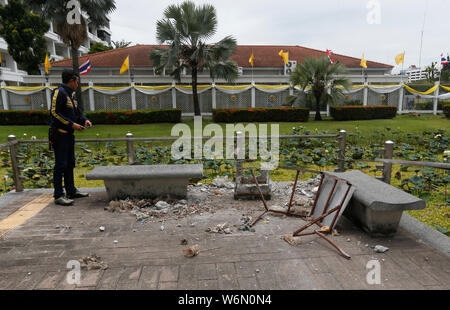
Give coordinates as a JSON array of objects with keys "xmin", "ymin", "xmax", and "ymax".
[
  {"xmin": 111, "ymin": 39, "xmax": 132, "ymax": 49},
  {"xmin": 150, "ymin": 1, "xmax": 238, "ymax": 116},
  {"xmin": 0, "ymin": 0, "xmax": 49, "ymax": 75},
  {"xmin": 89, "ymin": 42, "xmax": 112, "ymax": 54},
  {"xmin": 288, "ymin": 57, "xmax": 352, "ymax": 121},
  {"xmin": 23, "ymin": 0, "xmax": 116, "ymax": 110}
]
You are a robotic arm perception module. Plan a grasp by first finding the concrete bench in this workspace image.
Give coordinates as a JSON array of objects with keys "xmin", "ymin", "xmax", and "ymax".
[
  {"xmin": 329, "ymin": 170, "xmax": 425, "ymax": 237},
  {"xmin": 86, "ymin": 164, "xmax": 203, "ymax": 200}
]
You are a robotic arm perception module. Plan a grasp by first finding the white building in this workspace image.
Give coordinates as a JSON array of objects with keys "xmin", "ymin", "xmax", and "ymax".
[
  {"xmin": 400, "ymin": 65, "xmax": 428, "ymax": 83},
  {"xmin": 0, "ymin": 0, "xmax": 111, "ymax": 85}
]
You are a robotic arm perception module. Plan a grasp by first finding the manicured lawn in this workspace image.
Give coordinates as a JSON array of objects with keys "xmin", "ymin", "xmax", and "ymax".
[{"xmin": 0, "ymin": 114, "xmax": 448, "ymax": 143}]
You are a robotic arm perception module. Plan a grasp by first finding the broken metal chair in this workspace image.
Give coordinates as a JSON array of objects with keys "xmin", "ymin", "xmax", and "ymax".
[
  {"xmin": 292, "ymin": 172, "xmax": 355, "ymax": 259},
  {"xmin": 249, "ymin": 167, "xmax": 355, "ymax": 259},
  {"xmin": 249, "ymin": 166, "xmax": 321, "ymax": 226}
]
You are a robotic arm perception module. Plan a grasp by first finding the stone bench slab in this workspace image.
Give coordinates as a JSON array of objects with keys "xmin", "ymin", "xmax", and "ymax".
[
  {"xmin": 329, "ymin": 170, "xmax": 425, "ymax": 237},
  {"xmin": 86, "ymin": 164, "xmax": 203, "ymax": 200}
]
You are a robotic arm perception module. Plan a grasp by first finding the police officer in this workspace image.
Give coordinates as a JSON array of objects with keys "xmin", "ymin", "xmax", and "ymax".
[{"xmin": 50, "ymin": 70, "xmax": 92, "ymax": 206}]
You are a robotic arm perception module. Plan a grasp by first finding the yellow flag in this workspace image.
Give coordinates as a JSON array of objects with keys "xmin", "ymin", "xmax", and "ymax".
[
  {"xmin": 120, "ymin": 55, "xmax": 129, "ymax": 74},
  {"xmin": 395, "ymin": 52, "xmax": 405, "ymax": 65},
  {"xmin": 45, "ymin": 54, "xmax": 51, "ymax": 74},
  {"xmin": 279, "ymin": 50, "xmax": 289, "ymax": 65},
  {"xmin": 360, "ymin": 54, "xmax": 368, "ymax": 69},
  {"xmin": 249, "ymin": 52, "xmax": 254, "ymax": 67}
]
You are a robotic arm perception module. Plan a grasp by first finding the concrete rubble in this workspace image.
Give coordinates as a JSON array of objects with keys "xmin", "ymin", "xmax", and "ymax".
[{"xmin": 79, "ymin": 254, "xmax": 108, "ymax": 270}]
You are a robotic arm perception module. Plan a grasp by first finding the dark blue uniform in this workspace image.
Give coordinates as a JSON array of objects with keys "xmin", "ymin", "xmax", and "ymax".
[{"xmin": 50, "ymin": 84, "xmax": 88, "ymax": 199}]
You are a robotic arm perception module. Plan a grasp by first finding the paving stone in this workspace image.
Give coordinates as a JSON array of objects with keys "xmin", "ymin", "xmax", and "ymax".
[
  {"xmin": 196, "ymin": 263, "xmax": 217, "ymax": 280},
  {"xmin": 159, "ymin": 281, "xmax": 178, "ymax": 290},
  {"xmin": 159, "ymin": 265, "xmax": 179, "ymax": 282},
  {"xmin": 35, "ymin": 271, "xmax": 65, "ymax": 289},
  {"xmin": 216, "ymin": 263, "xmax": 239, "ymax": 290},
  {"xmin": 96, "ymin": 268, "xmax": 126, "ymax": 290},
  {"xmin": 13, "ymin": 271, "xmax": 46, "ymax": 290},
  {"xmin": 238, "ymin": 276, "xmax": 259, "ymax": 290}
]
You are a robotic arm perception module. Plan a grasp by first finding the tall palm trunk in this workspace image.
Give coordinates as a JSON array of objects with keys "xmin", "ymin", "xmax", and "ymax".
[
  {"xmin": 191, "ymin": 66, "xmax": 201, "ymax": 116},
  {"xmin": 314, "ymin": 92, "xmax": 322, "ymax": 121},
  {"xmin": 70, "ymin": 45, "xmax": 84, "ymax": 111}
]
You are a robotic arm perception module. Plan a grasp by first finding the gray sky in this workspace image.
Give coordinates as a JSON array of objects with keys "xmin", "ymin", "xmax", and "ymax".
[{"xmin": 109, "ymin": 0, "xmax": 449, "ymax": 73}]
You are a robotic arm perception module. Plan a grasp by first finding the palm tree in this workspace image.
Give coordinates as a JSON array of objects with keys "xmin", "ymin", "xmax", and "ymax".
[
  {"xmin": 288, "ymin": 57, "xmax": 352, "ymax": 121},
  {"xmin": 24, "ymin": 0, "xmax": 116, "ymax": 110},
  {"xmin": 151, "ymin": 1, "xmax": 238, "ymax": 116}
]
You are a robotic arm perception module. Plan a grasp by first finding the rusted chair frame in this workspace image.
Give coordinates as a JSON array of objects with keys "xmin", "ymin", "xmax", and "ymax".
[
  {"xmin": 249, "ymin": 166, "xmax": 320, "ymax": 227},
  {"xmin": 292, "ymin": 174, "xmax": 354, "ymax": 259}
]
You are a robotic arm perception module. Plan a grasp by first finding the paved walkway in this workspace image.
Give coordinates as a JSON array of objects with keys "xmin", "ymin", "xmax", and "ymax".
[{"xmin": 0, "ymin": 188, "xmax": 449, "ymax": 290}]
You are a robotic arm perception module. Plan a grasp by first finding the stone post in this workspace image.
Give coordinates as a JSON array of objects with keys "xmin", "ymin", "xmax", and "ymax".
[
  {"xmin": 8, "ymin": 135, "xmax": 24, "ymax": 192},
  {"xmin": 382, "ymin": 140, "xmax": 394, "ymax": 184},
  {"xmin": 126, "ymin": 133, "xmax": 134, "ymax": 165},
  {"xmin": 337, "ymin": 130, "xmax": 346, "ymax": 172}
]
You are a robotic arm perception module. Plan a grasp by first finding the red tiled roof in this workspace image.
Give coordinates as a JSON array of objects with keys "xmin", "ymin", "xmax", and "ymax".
[{"xmin": 50, "ymin": 44, "xmax": 393, "ymax": 69}]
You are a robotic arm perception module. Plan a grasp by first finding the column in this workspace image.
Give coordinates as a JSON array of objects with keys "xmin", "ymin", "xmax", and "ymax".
[
  {"xmin": 88, "ymin": 81, "xmax": 95, "ymax": 111},
  {"xmin": 45, "ymin": 82, "xmax": 52, "ymax": 110},
  {"xmin": 398, "ymin": 85, "xmax": 404, "ymax": 114},
  {"xmin": 211, "ymin": 83, "xmax": 216, "ymax": 109},
  {"xmin": 433, "ymin": 81, "xmax": 439, "ymax": 115},
  {"xmin": 130, "ymin": 81, "xmax": 136, "ymax": 110},
  {"xmin": 1, "ymin": 81, "xmax": 9, "ymax": 110},
  {"xmin": 363, "ymin": 84, "xmax": 368, "ymax": 106},
  {"xmin": 171, "ymin": 81, "xmax": 177, "ymax": 108},
  {"xmin": 251, "ymin": 82, "xmax": 256, "ymax": 108}
]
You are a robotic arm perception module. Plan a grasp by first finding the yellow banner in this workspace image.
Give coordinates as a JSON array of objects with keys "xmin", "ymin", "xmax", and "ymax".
[
  {"xmin": 402, "ymin": 84, "xmax": 439, "ymax": 95},
  {"xmin": 440, "ymin": 85, "xmax": 450, "ymax": 92},
  {"xmin": 136, "ymin": 85, "xmax": 172, "ymax": 91}
]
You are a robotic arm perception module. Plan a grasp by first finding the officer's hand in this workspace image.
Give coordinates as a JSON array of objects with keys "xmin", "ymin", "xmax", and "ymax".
[
  {"xmin": 85, "ymin": 120, "xmax": 93, "ymax": 128},
  {"xmin": 72, "ymin": 123, "xmax": 85, "ymax": 131}
]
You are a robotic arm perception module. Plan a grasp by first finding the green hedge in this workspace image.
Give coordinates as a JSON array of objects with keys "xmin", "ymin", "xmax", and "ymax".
[
  {"xmin": 0, "ymin": 109, "xmax": 182, "ymax": 125},
  {"xmin": 444, "ymin": 104, "xmax": 450, "ymax": 118},
  {"xmin": 212, "ymin": 107, "xmax": 310, "ymax": 123},
  {"xmin": 330, "ymin": 105, "xmax": 397, "ymax": 121}
]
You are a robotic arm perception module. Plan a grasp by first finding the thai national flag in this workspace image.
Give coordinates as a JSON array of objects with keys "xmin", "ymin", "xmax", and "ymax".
[
  {"xmin": 79, "ymin": 58, "xmax": 92, "ymax": 75},
  {"xmin": 326, "ymin": 49, "xmax": 335, "ymax": 64},
  {"xmin": 441, "ymin": 53, "xmax": 448, "ymax": 65}
]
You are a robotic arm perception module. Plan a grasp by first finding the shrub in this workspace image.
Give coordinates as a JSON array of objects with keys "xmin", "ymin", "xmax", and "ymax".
[
  {"xmin": 330, "ymin": 105, "xmax": 397, "ymax": 121},
  {"xmin": 0, "ymin": 109, "xmax": 182, "ymax": 125},
  {"xmin": 444, "ymin": 104, "xmax": 450, "ymax": 118},
  {"xmin": 344, "ymin": 100, "xmax": 363, "ymax": 106},
  {"xmin": 212, "ymin": 107, "xmax": 310, "ymax": 123}
]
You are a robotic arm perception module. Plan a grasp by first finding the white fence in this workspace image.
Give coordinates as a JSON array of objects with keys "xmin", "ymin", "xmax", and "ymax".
[{"xmin": 1, "ymin": 82, "xmax": 449, "ymax": 116}]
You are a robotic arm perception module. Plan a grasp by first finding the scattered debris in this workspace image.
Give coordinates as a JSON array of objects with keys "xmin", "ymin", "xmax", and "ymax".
[
  {"xmin": 374, "ymin": 245, "xmax": 389, "ymax": 253},
  {"xmin": 99, "ymin": 226, "xmax": 105, "ymax": 232},
  {"xmin": 206, "ymin": 223, "xmax": 232, "ymax": 234},
  {"xmin": 212, "ymin": 176, "xmax": 234, "ymax": 189},
  {"xmin": 55, "ymin": 224, "xmax": 71, "ymax": 233},
  {"xmin": 160, "ymin": 225, "xmax": 165, "ymax": 231},
  {"xmin": 183, "ymin": 244, "xmax": 200, "ymax": 257},
  {"xmin": 282, "ymin": 234, "xmax": 302, "ymax": 246},
  {"xmin": 79, "ymin": 255, "xmax": 108, "ymax": 270},
  {"xmin": 155, "ymin": 201, "xmax": 170, "ymax": 210},
  {"xmin": 320, "ymin": 226, "xmax": 331, "ymax": 233},
  {"xmin": 180, "ymin": 239, "xmax": 188, "ymax": 245}
]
